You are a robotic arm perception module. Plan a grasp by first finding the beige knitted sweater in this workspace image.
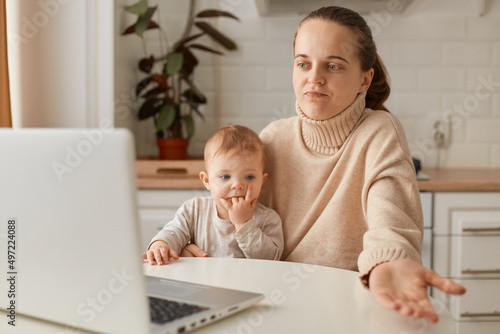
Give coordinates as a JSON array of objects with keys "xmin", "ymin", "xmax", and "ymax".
[{"xmin": 259, "ymin": 92, "xmax": 423, "ymax": 281}]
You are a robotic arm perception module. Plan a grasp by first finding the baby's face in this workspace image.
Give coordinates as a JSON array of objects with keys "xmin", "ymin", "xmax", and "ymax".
[{"xmin": 201, "ymin": 149, "xmax": 267, "ymax": 219}]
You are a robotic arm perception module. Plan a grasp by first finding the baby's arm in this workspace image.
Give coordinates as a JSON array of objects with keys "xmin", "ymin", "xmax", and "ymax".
[
  {"xmin": 233, "ymin": 207, "xmax": 284, "ymax": 260},
  {"xmin": 145, "ymin": 240, "xmax": 179, "ymax": 265},
  {"xmin": 144, "ymin": 199, "xmax": 196, "ymax": 263}
]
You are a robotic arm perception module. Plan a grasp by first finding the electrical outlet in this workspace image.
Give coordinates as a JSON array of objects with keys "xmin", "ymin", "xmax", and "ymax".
[
  {"xmin": 425, "ymin": 113, "xmax": 451, "ymax": 148},
  {"xmin": 433, "ymin": 120, "xmax": 446, "ymax": 148}
]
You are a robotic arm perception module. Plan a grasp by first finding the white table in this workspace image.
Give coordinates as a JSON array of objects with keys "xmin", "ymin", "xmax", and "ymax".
[
  {"xmin": 145, "ymin": 257, "xmax": 455, "ymax": 334},
  {"xmin": 1, "ymin": 258, "xmax": 456, "ymax": 333}
]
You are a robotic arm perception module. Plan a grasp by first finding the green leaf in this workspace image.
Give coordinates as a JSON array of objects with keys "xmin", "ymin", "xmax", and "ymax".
[
  {"xmin": 196, "ymin": 10, "xmax": 240, "ymax": 21},
  {"xmin": 166, "ymin": 52, "xmax": 184, "ymax": 76},
  {"xmin": 135, "ymin": 6, "xmax": 157, "ymax": 37},
  {"xmin": 182, "ymin": 88, "xmax": 206, "ymax": 104},
  {"xmin": 122, "ymin": 20, "xmax": 160, "ymax": 35},
  {"xmin": 194, "ymin": 22, "xmax": 237, "ymax": 50},
  {"xmin": 122, "ymin": 20, "xmax": 159, "ymax": 35},
  {"xmin": 184, "ymin": 114, "xmax": 195, "ymax": 138},
  {"xmin": 125, "ymin": 0, "xmax": 148, "ymax": 16},
  {"xmin": 156, "ymin": 104, "xmax": 176, "ymax": 131},
  {"xmin": 184, "ymin": 78, "xmax": 205, "ymax": 101}
]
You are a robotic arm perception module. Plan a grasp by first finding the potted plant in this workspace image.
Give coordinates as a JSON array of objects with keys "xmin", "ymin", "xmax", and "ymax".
[{"xmin": 122, "ymin": 0, "xmax": 239, "ymax": 159}]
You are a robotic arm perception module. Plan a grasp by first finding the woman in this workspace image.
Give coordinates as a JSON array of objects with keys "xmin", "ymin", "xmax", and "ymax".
[{"xmin": 184, "ymin": 6, "xmax": 466, "ymax": 322}]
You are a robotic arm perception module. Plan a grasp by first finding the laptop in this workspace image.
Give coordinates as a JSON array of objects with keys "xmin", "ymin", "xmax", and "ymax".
[{"xmin": 0, "ymin": 128, "xmax": 264, "ymax": 334}]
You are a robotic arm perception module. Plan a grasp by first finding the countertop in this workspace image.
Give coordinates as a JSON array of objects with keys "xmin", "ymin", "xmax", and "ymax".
[
  {"xmin": 136, "ymin": 160, "xmax": 500, "ymax": 192},
  {"xmin": 418, "ymin": 168, "xmax": 500, "ymax": 191},
  {"xmin": 136, "ymin": 160, "xmax": 206, "ymax": 189}
]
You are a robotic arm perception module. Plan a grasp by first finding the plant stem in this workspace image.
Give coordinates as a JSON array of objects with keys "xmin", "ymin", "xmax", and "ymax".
[
  {"xmin": 141, "ymin": 37, "xmax": 148, "ymax": 57},
  {"xmin": 180, "ymin": 0, "xmax": 196, "ymax": 41},
  {"xmin": 156, "ymin": 6, "xmax": 166, "ymax": 57},
  {"xmin": 154, "ymin": 55, "xmax": 167, "ymax": 62}
]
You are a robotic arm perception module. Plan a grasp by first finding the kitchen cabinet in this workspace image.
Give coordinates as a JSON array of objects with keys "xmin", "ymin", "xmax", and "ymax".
[{"xmin": 432, "ymin": 192, "xmax": 500, "ymax": 334}]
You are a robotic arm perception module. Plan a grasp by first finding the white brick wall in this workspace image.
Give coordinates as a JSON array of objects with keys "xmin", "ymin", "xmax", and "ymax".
[
  {"xmin": 493, "ymin": 146, "xmax": 500, "ymax": 166},
  {"xmin": 444, "ymin": 42, "xmax": 491, "ymax": 65},
  {"xmin": 418, "ymin": 17, "xmax": 467, "ymax": 40},
  {"xmin": 392, "ymin": 42, "xmax": 443, "ymax": 66},
  {"xmin": 115, "ymin": 0, "xmax": 500, "ymax": 168},
  {"xmin": 494, "ymin": 43, "xmax": 500, "ymax": 66},
  {"xmin": 494, "ymin": 94, "xmax": 500, "ymax": 116},
  {"xmin": 418, "ymin": 68, "xmax": 467, "ymax": 91},
  {"xmin": 440, "ymin": 143, "xmax": 491, "ymax": 168},
  {"xmin": 443, "ymin": 92, "xmax": 492, "ymax": 118}
]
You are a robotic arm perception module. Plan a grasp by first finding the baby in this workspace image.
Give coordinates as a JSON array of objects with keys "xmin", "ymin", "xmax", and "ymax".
[{"xmin": 145, "ymin": 125, "xmax": 284, "ymax": 265}]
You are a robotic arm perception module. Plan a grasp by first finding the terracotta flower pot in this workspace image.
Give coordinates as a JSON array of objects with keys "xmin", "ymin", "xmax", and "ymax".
[{"xmin": 156, "ymin": 138, "xmax": 189, "ymax": 160}]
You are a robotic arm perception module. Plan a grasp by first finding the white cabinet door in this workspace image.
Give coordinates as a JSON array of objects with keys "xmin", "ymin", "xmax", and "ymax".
[
  {"xmin": 451, "ymin": 279, "xmax": 500, "ymax": 321},
  {"xmin": 457, "ymin": 322, "xmax": 500, "ymax": 334},
  {"xmin": 433, "ymin": 193, "xmax": 500, "ymax": 235},
  {"xmin": 420, "ymin": 192, "xmax": 433, "ymax": 228},
  {"xmin": 422, "ymin": 229, "xmax": 432, "ymax": 269},
  {"xmin": 450, "ymin": 235, "xmax": 500, "ymax": 279},
  {"xmin": 420, "ymin": 192, "xmax": 433, "ymax": 269},
  {"xmin": 139, "ymin": 209, "xmax": 177, "ymax": 252},
  {"xmin": 137, "ymin": 190, "xmax": 209, "ymax": 251}
]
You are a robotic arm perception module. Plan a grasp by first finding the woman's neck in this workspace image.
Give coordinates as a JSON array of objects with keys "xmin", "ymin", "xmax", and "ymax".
[{"xmin": 296, "ymin": 92, "xmax": 366, "ymax": 155}]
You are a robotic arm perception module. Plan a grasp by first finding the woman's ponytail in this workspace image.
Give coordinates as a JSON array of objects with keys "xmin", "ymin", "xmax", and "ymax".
[{"xmin": 366, "ymin": 53, "xmax": 390, "ymax": 112}]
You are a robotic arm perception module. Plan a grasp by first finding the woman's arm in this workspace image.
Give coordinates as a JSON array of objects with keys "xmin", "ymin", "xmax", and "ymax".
[
  {"xmin": 358, "ymin": 159, "xmax": 424, "ymax": 278},
  {"xmin": 359, "ymin": 136, "xmax": 465, "ymax": 322}
]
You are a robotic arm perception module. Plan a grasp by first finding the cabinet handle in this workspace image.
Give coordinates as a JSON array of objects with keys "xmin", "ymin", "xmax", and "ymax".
[
  {"xmin": 461, "ymin": 311, "xmax": 500, "ymax": 318},
  {"xmin": 462, "ymin": 227, "xmax": 500, "ymax": 232},
  {"xmin": 462, "ymin": 269, "xmax": 500, "ymax": 274}
]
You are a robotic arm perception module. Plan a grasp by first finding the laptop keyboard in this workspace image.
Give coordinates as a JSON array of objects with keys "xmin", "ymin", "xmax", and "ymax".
[{"xmin": 149, "ymin": 296, "xmax": 209, "ymax": 324}]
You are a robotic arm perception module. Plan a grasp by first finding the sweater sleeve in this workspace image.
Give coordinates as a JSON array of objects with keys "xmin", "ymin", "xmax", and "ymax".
[
  {"xmin": 148, "ymin": 200, "xmax": 194, "ymax": 254},
  {"xmin": 358, "ymin": 159, "xmax": 424, "ymax": 287},
  {"xmin": 233, "ymin": 206, "xmax": 284, "ymax": 260}
]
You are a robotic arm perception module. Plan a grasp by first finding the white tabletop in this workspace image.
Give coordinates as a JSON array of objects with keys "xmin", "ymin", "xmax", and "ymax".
[
  {"xmin": 0, "ymin": 257, "xmax": 456, "ymax": 334},
  {"xmin": 144, "ymin": 257, "xmax": 455, "ymax": 334}
]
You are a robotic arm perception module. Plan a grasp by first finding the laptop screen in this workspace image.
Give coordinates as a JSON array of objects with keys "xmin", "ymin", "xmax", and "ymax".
[{"xmin": 0, "ymin": 128, "xmax": 150, "ymax": 333}]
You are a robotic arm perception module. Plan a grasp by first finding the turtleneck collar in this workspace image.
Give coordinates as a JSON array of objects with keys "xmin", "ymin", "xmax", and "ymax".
[{"xmin": 296, "ymin": 92, "xmax": 366, "ymax": 155}]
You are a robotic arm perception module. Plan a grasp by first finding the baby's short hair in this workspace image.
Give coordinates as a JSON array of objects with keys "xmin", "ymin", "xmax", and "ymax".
[{"xmin": 204, "ymin": 125, "xmax": 266, "ymax": 169}]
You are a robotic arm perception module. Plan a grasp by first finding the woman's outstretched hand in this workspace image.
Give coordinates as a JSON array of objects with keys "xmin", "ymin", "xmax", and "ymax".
[{"xmin": 369, "ymin": 258, "xmax": 466, "ymax": 323}]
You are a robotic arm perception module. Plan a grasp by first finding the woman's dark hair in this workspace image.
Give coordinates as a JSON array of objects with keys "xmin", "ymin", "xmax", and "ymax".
[{"xmin": 294, "ymin": 6, "xmax": 390, "ymax": 112}]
